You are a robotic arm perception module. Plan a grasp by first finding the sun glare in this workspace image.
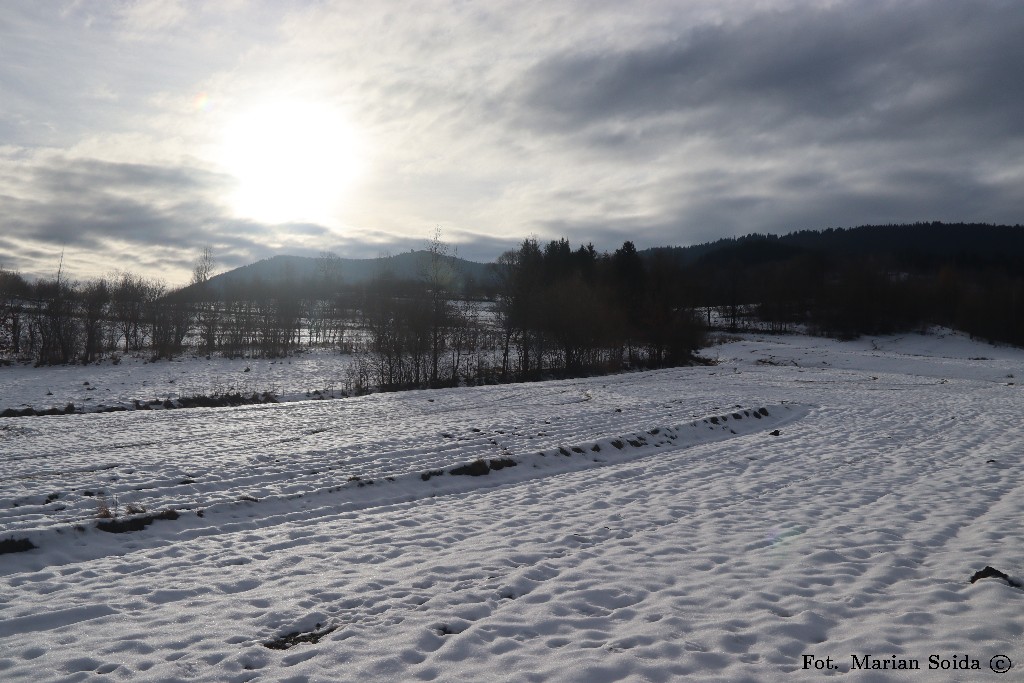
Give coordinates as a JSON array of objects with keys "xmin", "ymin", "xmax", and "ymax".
[{"xmin": 218, "ymin": 101, "xmax": 363, "ymax": 225}]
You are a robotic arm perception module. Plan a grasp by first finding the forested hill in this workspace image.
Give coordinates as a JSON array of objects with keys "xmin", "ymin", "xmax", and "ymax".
[
  {"xmin": 643, "ymin": 222, "xmax": 1024, "ymax": 271},
  {"xmin": 188, "ymin": 251, "xmax": 495, "ymax": 296},
  {"xmin": 196, "ymin": 223, "xmax": 1024, "ymax": 297},
  {"xmin": 641, "ymin": 222, "xmax": 1024, "ymax": 346}
]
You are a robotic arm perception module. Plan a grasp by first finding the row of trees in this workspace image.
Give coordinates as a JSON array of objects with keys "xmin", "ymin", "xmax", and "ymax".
[
  {"xmin": 0, "ymin": 248, "xmax": 359, "ymax": 364},
  {"xmin": 491, "ymin": 238, "xmax": 704, "ymax": 379},
  {"xmin": 353, "ymin": 235, "xmax": 707, "ymax": 391},
  {"xmin": 0, "ymin": 269, "xmax": 182, "ymax": 365},
  {"xmin": 12, "ymin": 224, "xmax": 1019, "ymax": 386},
  {"xmin": 689, "ymin": 236, "xmax": 1024, "ymax": 345},
  {"xmin": 0, "ymin": 236, "xmax": 710, "ymax": 392},
  {"xmin": 0, "ymin": 271, "xmax": 348, "ymax": 365}
]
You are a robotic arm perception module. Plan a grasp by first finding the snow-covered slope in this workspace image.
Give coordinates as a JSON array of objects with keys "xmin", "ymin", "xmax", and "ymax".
[{"xmin": 2, "ymin": 330, "xmax": 1023, "ymax": 681}]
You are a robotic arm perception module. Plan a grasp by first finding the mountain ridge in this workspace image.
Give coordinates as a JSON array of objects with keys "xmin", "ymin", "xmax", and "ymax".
[
  {"xmin": 192, "ymin": 222, "xmax": 1024, "ymax": 294},
  {"xmin": 188, "ymin": 250, "xmax": 496, "ymax": 295}
]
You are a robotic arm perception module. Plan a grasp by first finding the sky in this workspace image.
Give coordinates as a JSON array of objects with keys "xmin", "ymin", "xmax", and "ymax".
[{"xmin": 1, "ymin": 0, "xmax": 1023, "ymax": 284}]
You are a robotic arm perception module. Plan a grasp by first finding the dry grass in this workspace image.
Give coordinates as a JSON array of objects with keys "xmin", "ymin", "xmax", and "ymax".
[{"xmin": 95, "ymin": 496, "xmax": 114, "ymax": 519}]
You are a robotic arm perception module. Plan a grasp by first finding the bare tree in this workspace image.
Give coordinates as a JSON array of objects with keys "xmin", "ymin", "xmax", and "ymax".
[
  {"xmin": 191, "ymin": 246, "xmax": 216, "ymax": 286},
  {"xmin": 80, "ymin": 278, "xmax": 110, "ymax": 362},
  {"xmin": 111, "ymin": 272, "xmax": 147, "ymax": 352},
  {"xmin": 422, "ymin": 227, "xmax": 456, "ymax": 387},
  {"xmin": 0, "ymin": 268, "xmax": 30, "ymax": 356}
]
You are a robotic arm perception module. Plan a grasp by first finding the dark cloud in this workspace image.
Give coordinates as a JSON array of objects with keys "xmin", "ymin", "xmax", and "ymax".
[
  {"xmin": 3, "ymin": 157, "xmax": 229, "ymax": 248},
  {"xmin": 658, "ymin": 165, "xmax": 1024, "ymax": 246},
  {"xmin": 506, "ymin": 1, "xmax": 1024, "ymax": 247},
  {"xmin": 530, "ymin": 160, "xmax": 1024, "ymax": 252},
  {"xmin": 519, "ymin": 2, "xmax": 1024, "ymax": 145},
  {"xmin": 31, "ymin": 159, "xmax": 223, "ymax": 196}
]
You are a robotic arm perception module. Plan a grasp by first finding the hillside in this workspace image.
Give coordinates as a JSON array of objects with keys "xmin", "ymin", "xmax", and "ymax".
[
  {"xmin": 185, "ymin": 251, "xmax": 496, "ymax": 296},
  {"xmin": 185, "ymin": 222, "xmax": 1024, "ymax": 297},
  {"xmin": 643, "ymin": 222, "xmax": 1024, "ymax": 270}
]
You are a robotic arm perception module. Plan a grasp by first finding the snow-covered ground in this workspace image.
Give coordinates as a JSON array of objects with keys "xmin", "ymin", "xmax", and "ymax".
[
  {"xmin": 0, "ymin": 349, "xmax": 353, "ymax": 414},
  {"xmin": 2, "ymin": 329, "xmax": 1024, "ymax": 681}
]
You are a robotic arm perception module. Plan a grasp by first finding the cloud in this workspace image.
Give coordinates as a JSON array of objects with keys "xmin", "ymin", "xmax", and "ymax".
[
  {"xmin": 502, "ymin": 1, "xmax": 1024, "ymax": 244},
  {"xmin": 0, "ymin": 150, "xmax": 340, "ymax": 280},
  {"xmin": 517, "ymin": 1, "xmax": 1024, "ymax": 145},
  {"xmin": 2, "ymin": 1, "xmax": 1023, "ymax": 281}
]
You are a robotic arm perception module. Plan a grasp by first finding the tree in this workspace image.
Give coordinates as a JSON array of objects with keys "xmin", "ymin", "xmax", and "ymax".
[
  {"xmin": 191, "ymin": 246, "xmax": 216, "ymax": 287},
  {"xmin": 32, "ymin": 276, "xmax": 80, "ymax": 365},
  {"xmin": 423, "ymin": 227, "xmax": 457, "ymax": 386},
  {"xmin": 543, "ymin": 275, "xmax": 621, "ymax": 374},
  {"xmin": 111, "ymin": 272, "xmax": 148, "ymax": 352},
  {"xmin": 80, "ymin": 278, "xmax": 110, "ymax": 362},
  {"xmin": 612, "ymin": 240, "xmax": 646, "ymax": 364},
  {"xmin": 491, "ymin": 250, "xmax": 519, "ymax": 380},
  {"xmin": 0, "ymin": 268, "xmax": 30, "ymax": 356}
]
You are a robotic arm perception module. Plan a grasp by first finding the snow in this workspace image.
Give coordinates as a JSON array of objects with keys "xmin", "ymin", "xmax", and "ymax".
[
  {"xmin": 0, "ymin": 349, "xmax": 352, "ymax": 414},
  {"xmin": 2, "ymin": 329, "xmax": 1024, "ymax": 681}
]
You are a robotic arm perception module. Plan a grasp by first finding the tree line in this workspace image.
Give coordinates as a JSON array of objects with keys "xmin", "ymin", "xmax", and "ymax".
[
  {"xmin": 0, "ymin": 264, "xmax": 346, "ymax": 366},
  {"xmin": 0, "ymin": 236, "xmax": 708, "ymax": 390},
  {"xmin": 5, "ymin": 223, "xmax": 1022, "ymax": 385},
  {"xmin": 684, "ymin": 224, "xmax": 1024, "ymax": 345},
  {"xmin": 350, "ymin": 236, "xmax": 706, "ymax": 391},
  {"xmin": 0, "ymin": 269, "xmax": 187, "ymax": 366}
]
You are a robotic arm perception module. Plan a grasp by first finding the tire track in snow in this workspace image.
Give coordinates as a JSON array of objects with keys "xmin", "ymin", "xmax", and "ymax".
[{"xmin": 0, "ymin": 403, "xmax": 805, "ymax": 572}]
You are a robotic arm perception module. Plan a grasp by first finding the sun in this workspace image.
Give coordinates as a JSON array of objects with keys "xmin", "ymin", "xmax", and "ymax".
[{"xmin": 218, "ymin": 100, "xmax": 363, "ymax": 225}]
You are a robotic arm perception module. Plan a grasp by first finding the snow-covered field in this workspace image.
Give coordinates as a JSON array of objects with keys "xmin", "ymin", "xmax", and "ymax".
[
  {"xmin": 2, "ymin": 329, "xmax": 1024, "ymax": 681},
  {"xmin": 0, "ymin": 350, "xmax": 353, "ymax": 414}
]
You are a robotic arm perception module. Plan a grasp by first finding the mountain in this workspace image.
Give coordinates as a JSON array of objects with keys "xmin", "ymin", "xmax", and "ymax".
[
  {"xmin": 185, "ymin": 251, "xmax": 496, "ymax": 297},
  {"xmin": 182, "ymin": 222, "xmax": 1024, "ymax": 299}
]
